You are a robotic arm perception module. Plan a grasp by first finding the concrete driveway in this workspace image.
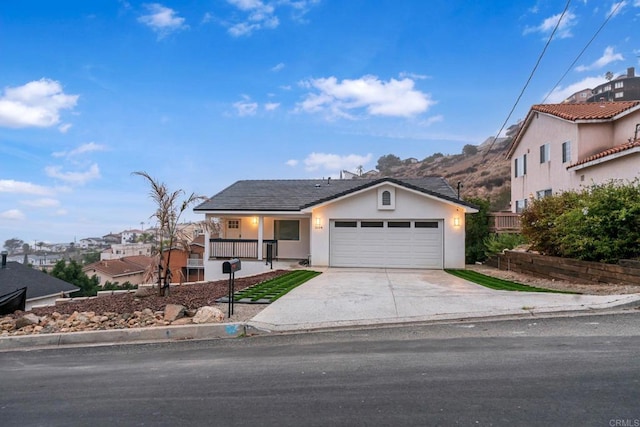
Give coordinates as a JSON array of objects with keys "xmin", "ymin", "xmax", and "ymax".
[{"xmin": 249, "ymin": 268, "xmax": 640, "ymax": 331}]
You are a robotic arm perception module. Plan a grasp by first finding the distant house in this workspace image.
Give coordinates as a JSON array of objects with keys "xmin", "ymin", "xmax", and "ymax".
[
  {"xmin": 0, "ymin": 253, "xmax": 78, "ymax": 310},
  {"xmin": 102, "ymin": 233, "xmax": 121, "ymax": 245},
  {"xmin": 587, "ymin": 67, "xmax": 640, "ymax": 103},
  {"xmin": 83, "ymin": 255, "xmax": 154, "ymax": 286},
  {"xmin": 101, "ymin": 243, "xmax": 152, "ymax": 260},
  {"xmin": 506, "ymin": 101, "xmax": 640, "ymax": 212},
  {"xmin": 161, "ymin": 235, "xmax": 206, "ymax": 283}
]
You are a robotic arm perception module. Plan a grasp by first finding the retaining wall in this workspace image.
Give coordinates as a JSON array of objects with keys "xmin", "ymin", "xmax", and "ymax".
[{"xmin": 485, "ymin": 251, "xmax": 640, "ymax": 285}]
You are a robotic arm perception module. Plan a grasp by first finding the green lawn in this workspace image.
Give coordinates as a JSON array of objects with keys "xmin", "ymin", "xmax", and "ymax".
[
  {"xmin": 232, "ymin": 270, "xmax": 322, "ymax": 303},
  {"xmin": 445, "ymin": 269, "xmax": 579, "ymax": 294}
]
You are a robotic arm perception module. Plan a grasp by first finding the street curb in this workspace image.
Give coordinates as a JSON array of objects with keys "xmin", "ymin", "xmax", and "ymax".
[{"xmin": 0, "ymin": 322, "xmax": 246, "ymax": 351}]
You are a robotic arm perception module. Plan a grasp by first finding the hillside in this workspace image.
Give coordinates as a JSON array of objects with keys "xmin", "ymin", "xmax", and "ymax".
[{"xmin": 364, "ymin": 137, "xmax": 512, "ymax": 211}]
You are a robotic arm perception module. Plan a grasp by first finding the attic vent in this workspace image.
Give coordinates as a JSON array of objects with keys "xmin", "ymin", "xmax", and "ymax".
[{"xmin": 382, "ymin": 190, "xmax": 391, "ymax": 206}]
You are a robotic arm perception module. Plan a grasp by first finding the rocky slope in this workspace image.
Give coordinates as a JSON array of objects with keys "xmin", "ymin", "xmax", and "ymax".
[{"xmin": 367, "ymin": 137, "xmax": 512, "ymax": 211}]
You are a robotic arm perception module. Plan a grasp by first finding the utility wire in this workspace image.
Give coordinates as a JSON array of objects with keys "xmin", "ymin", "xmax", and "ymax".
[
  {"xmin": 482, "ymin": 0, "xmax": 571, "ymax": 160},
  {"xmin": 541, "ymin": 1, "xmax": 624, "ymax": 103}
]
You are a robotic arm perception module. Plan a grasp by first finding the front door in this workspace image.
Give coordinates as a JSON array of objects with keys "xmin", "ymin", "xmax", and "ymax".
[{"xmin": 226, "ymin": 218, "xmax": 242, "ymax": 239}]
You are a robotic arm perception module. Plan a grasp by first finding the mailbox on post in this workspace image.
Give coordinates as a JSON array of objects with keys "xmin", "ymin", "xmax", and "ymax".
[
  {"xmin": 222, "ymin": 258, "xmax": 241, "ymax": 318},
  {"xmin": 222, "ymin": 258, "xmax": 241, "ymax": 274}
]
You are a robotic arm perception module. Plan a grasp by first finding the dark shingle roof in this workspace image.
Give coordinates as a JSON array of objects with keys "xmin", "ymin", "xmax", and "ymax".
[
  {"xmin": 194, "ymin": 177, "xmax": 473, "ymax": 212},
  {"xmin": 0, "ymin": 262, "xmax": 79, "ymax": 300}
]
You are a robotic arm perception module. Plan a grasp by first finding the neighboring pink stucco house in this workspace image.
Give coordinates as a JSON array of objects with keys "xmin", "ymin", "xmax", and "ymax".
[{"xmin": 506, "ymin": 101, "xmax": 640, "ymax": 212}]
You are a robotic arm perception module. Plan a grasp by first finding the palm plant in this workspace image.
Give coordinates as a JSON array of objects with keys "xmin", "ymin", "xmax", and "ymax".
[{"xmin": 133, "ymin": 171, "xmax": 206, "ymax": 296}]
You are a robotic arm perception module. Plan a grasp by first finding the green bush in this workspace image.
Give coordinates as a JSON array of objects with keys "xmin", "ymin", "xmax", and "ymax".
[
  {"xmin": 465, "ymin": 197, "xmax": 490, "ymax": 264},
  {"xmin": 521, "ymin": 180, "xmax": 640, "ymax": 263},
  {"xmin": 50, "ymin": 260, "xmax": 100, "ymax": 297},
  {"xmin": 484, "ymin": 233, "xmax": 526, "ymax": 258}
]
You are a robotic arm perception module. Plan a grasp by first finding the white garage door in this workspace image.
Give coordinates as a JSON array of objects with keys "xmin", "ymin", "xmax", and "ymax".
[{"xmin": 329, "ymin": 219, "xmax": 443, "ymax": 268}]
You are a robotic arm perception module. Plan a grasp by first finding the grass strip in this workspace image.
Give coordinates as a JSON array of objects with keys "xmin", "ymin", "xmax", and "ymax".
[
  {"xmin": 233, "ymin": 270, "xmax": 321, "ymax": 302},
  {"xmin": 445, "ymin": 269, "xmax": 579, "ymax": 294}
]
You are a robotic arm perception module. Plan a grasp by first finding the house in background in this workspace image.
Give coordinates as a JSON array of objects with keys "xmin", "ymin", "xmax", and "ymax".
[
  {"xmin": 194, "ymin": 177, "xmax": 477, "ymax": 281},
  {"xmin": 100, "ymin": 243, "xmax": 152, "ymax": 260},
  {"xmin": 83, "ymin": 255, "xmax": 154, "ymax": 286},
  {"xmin": 506, "ymin": 101, "xmax": 640, "ymax": 212},
  {"xmin": 161, "ymin": 234, "xmax": 206, "ymax": 283},
  {"xmin": 0, "ymin": 253, "xmax": 78, "ymax": 310}
]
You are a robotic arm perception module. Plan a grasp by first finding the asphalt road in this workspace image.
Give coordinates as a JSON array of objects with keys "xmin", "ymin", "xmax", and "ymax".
[{"xmin": 1, "ymin": 312, "xmax": 639, "ymax": 427}]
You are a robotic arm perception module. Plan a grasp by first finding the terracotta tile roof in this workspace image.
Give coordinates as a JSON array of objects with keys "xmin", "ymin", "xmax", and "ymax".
[
  {"xmin": 83, "ymin": 256, "xmax": 153, "ymax": 278},
  {"xmin": 531, "ymin": 101, "xmax": 640, "ymax": 121},
  {"xmin": 568, "ymin": 140, "xmax": 640, "ymax": 169}
]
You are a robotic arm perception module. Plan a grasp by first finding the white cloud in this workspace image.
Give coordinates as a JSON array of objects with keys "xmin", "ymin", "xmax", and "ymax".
[
  {"xmin": 544, "ymin": 75, "xmax": 608, "ymax": 103},
  {"xmin": 233, "ymin": 98, "xmax": 259, "ymax": 116},
  {"xmin": 271, "ymin": 63, "xmax": 285, "ymax": 72},
  {"xmin": 20, "ymin": 198, "xmax": 61, "ymax": 208},
  {"xmin": 0, "ymin": 79, "xmax": 79, "ymax": 128},
  {"xmin": 524, "ymin": 11, "xmax": 577, "ymax": 39},
  {"xmin": 0, "ymin": 180, "xmax": 52, "ymax": 195},
  {"xmin": 45, "ymin": 163, "xmax": 101, "ymax": 185},
  {"xmin": 58, "ymin": 123, "xmax": 72, "ymax": 133},
  {"xmin": 264, "ymin": 102, "xmax": 280, "ymax": 111},
  {"xmin": 608, "ymin": 1, "xmax": 628, "ymax": 17},
  {"xmin": 421, "ymin": 115, "xmax": 444, "ymax": 127},
  {"xmin": 225, "ymin": 0, "xmax": 318, "ymax": 36},
  {"xmin": 285, "ymin": 159, "xmax": 298, "ymax": 167},
  {"xmin": 303, "ymin": 152, "xmax": 373, "ymax": 172},
  {"xmin": 0, "ymin": 209, "xmax": 25, "ymax": 221},
  {"xmin": 576, "ymin": 46, "xmax": 624, "ymax": 71},
  {"xmin": 53, "ymin": 142, "xmax": 107, "ymax": 158},
  {"xmin": 138, "ymin": 3, "xmax": 188, "ymax": 39},
  {"xmin": 297, "ymin": 75, "xmax": 435, "ymax": 119}
]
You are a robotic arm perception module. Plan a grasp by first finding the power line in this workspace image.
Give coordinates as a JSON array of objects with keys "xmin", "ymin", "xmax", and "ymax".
[
  {"xmin": 541, "ymin": 1, "xmax": 624, "ymax": 103},
  {"xmin": 482, "ymin": 0, "xmax": 572, "ymax": 160}
]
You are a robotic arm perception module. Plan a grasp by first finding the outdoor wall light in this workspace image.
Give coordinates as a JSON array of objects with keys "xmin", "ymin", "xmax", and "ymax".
[
  {"xmin": 315, "ymin": 217, "xmax": 323, "ymax": 229},
  {"xmin": 252, "ymin": 217, "xmax": 258, "ymax": 225},
  {"xmin": 453, "ymin": 216, "xmax": 461, "ymax": 227}
]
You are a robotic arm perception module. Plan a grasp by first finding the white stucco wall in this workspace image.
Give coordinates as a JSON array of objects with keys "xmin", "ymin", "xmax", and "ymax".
[
  {"xmin": 511, "ymin": 109, "xmax": 640, "ymax": 211},
  {"xmin": 308, "ymin": 184, "xmax": 468, "ymax": 269}
]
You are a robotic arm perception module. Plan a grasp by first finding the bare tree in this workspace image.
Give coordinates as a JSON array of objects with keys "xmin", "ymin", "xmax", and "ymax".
[{"xmin": 133, "ymin": 171, "xmax": 206, "ymax": 296}]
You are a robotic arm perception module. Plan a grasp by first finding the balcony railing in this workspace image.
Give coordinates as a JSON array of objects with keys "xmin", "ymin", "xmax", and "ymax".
[
  {"xmin": 186, "ymin": 258, "xmax": 204, "ymax": 268},
  {"xmin": 209, "ymin": 239, "xmax": 278, "ymax": 259},
  {"xmin": 488, "ymin": 212, "xmax": 522, "ymax": 233}
]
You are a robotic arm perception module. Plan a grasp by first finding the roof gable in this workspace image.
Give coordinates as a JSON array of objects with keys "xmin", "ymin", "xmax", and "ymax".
[
  {"xmin": 194, "ymin": 177, "xmax": 475, "ymax": 212},
  {"xmin": 507, "ymin": 101, "xmax": 640, "ymax": 158}
]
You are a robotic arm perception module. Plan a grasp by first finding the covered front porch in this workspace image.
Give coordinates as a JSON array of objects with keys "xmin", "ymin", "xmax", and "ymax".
[{"xmin": 203, "ymin": 214, "xmax": 312, "ymax": 281}]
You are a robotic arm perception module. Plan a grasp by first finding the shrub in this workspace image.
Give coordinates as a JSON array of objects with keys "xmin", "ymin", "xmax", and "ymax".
[
  {"xmin": 484, "ymin": 233, "xmax": 526, "ymax": 258},
  {"xmin": 521, "ymin": 180, "xmax": 640, "ymax": 263},
  {"xmin": 465, "ymin": 197, "xmax": 490, "ymax": 264}
]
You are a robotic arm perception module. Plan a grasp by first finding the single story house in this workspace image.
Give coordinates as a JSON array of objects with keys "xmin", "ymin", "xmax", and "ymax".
[
  {"xmin": 194, "ymin": 177, "xmax": 478, "ymax": 280},
  {"xmin": 83, "ymin": 255, "xmax": 154, "ymax": 286},
  {"xmin": 0, "ymin": 253, "xmax": 79, "ymax": 311}
]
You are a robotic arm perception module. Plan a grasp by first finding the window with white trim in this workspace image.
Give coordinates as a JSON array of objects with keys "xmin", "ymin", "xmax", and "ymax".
[
  {"xmin": 515, "ymin": 199, "xmax": 528, "ymax": 213},
  {"xmin": 614, "ymin": 81, "xmax": 624, "ymax": 89},
  {"xmin": 515, "ymin": 154, "xmax": 527, "ymax": 177},
  {"xmin": 562, "ymin": 141, "xmax": 571, "ymax": 163},
  {"xmin": 274, "ymin": 220, "xmax": 299, "ymax": 240},
  {"xmin": 536, "ymin": 189, "xmax": 552, "ymax": 199},
  {"xmin": 540, "ymin": 143, "xmax": 550, "ymax": 163},
  {"xmin": 614, "ymin": 92, "xmax": 624, "ymax": 99}
]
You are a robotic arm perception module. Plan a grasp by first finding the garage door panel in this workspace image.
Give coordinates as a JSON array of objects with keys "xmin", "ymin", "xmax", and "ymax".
[{"xmin": 330, "ymin": 220, "xmax": 443, "ymax": 269}]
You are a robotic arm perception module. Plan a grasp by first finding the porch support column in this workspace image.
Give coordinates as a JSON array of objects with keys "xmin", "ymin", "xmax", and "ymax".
[{"xmin": 257, "ymin": 215, "xmax": 264, "ymax": 260}]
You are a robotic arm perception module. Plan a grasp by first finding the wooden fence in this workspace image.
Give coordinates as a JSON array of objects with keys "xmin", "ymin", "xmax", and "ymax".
[{"xmin": 485, "ymin": 251, "xmax": 640, "ymax": 285}]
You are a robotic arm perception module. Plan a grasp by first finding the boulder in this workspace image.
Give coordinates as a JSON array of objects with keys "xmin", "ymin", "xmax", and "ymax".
[
  {"xmin": 15, "ymin": 313, "xmax": 40, "ymax": 329},
  {"xmin": 192, "ymin": 306, "xmax": 225, "ymax": 324},
  {"xmin": 134, "ymin": 287, "xmax": 154, "ymax": 298},
  {"xmin": 164, "ymin": 304, "xmax": 186, "ymax": 322}
]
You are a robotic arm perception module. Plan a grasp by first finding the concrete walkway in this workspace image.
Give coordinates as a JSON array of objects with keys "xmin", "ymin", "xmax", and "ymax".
[{"xmin": 249, "ymin": 268, "xmax": 640, "ymax": 331}]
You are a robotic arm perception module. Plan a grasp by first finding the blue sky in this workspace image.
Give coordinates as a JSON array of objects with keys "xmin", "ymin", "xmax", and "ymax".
[{"xmin": 1, "ymin": 0, "xmax": 640, "ymax": 245}]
